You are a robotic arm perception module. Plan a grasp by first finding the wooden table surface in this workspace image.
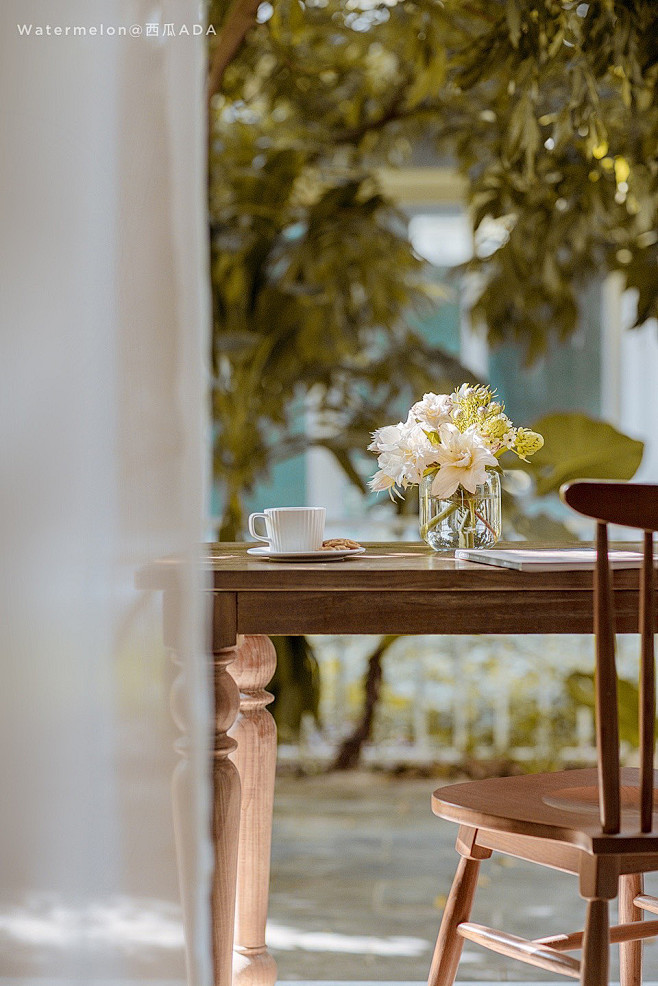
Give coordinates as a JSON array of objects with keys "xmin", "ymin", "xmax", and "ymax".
[{"xmin": 198, "ymin": 541, "xmax": 653, "ymax": 638}]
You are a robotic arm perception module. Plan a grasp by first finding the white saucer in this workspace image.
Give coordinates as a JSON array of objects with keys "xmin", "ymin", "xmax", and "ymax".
[{"xmin": 247, "ymin": 546, "xmax": 365, "ymax": 562}]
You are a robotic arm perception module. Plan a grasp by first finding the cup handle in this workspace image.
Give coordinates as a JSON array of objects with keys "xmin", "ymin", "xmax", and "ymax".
[{"xmin": 248, "ymin": 512, "xmax": 270, "ymax": 543}]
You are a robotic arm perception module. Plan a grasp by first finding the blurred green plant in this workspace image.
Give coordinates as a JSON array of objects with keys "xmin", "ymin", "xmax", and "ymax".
[
  {"xmin": 523, "ymin": 412, "xmax": 645, "ymax": 496},
  {"xmin": 448, "ymin": 2, "xmax": 658, "ymax": 358},
  {"xmin": 502, "ymin": 412, "xmax": 645, "ymax": 539},
  {"xmin": 269, "ymin": 635, "xmax": 321, "ymax": 743},
  {"xmin": 208, "ymin": 128, "xmax": 473, "ymax": 536},
  {"xmin": 567, "ymin": 672, "xmax": 640, "ymax": 748},
  {"xmin": 208, "ymin": 0, "xmax": 657, "ymax": 535}
]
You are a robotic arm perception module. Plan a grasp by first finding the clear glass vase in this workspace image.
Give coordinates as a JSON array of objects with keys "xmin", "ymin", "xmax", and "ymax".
[{"xmin": 419, "ymin": 469, "xmax": 502, "ymax": 552}]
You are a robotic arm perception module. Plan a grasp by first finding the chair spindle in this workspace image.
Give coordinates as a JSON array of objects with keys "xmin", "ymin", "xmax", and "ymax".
[
  {"xmin": 595, "ymin": 521, "xmax": 621, "ymax": 835},
  {"xmin": 640, "ymin": 529, "xmax": 655, "ymax": 833}
]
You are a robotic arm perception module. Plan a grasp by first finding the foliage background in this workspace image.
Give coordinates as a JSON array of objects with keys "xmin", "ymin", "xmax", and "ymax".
[{"xmin": 208, "ymin": 0, "xmax": 657, "ymax": 536}]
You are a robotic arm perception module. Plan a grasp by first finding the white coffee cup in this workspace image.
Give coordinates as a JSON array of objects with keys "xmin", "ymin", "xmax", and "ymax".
[{"xmin": 248, "ymin": 506, "xmax": 326, "ymax": 553}]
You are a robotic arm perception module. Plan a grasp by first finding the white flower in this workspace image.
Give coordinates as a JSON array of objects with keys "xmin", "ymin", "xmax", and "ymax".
[
  {"xmin": 501, "ymin": 428, "xmax": 517, "ymax": 449},
  {"xmin": 451, "ymin": 383, "xmax": 489, "ymax": 401},
  {"xmin": 369, "ymin": 464, "xmax": 402, "ymax": 496},
  {"xmin": 410, "ymin": 392, "xmax": 452, "ymax": 430},
  {"xmin": 368, "ymin": 384, "xmax": 543, "ymax": 500},
  {"xmin": 430, "ymin": 423, "xmax": 498, "ymax": 498},
  {"xmin": 477, "ymin": 412, "xmax": 515, "ymax": 452},
  {"xmin": 367, "ymin": 424, "xmax": 405, "ymax": 454},
  {"xmin": 368, "ymin": 414, "xmax": 437, "ymax": 494}
]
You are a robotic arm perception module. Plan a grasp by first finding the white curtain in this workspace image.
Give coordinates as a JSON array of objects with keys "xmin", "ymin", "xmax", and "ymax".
[{"xmin": 0, "ymin": 2, "xmax": 213, "ymax": 983}]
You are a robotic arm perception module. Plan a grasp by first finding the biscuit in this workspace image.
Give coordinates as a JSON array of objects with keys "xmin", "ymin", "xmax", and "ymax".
[{"xmin": 321, "ymin": 538, "xmax": 362, "ymax": 550}]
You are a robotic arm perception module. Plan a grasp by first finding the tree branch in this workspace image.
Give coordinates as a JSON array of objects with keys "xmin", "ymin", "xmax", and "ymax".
[
  {"xmin": 334, "ymin": 97, "xmax": 449, "ymax": 145},
  {"xmin": 331, "ymin": 636, "xmax": 399, "ymax": 770},
  {"xmin": 207, "ymin": 0, "xmax": 262, "ymax": 109}
]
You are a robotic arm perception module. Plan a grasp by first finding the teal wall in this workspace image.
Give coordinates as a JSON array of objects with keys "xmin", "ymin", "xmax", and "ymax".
[
  {"xmin": 211, "ymin": 443, "xmax": 307, "ymax": 522},
  {"xmin": 410, "ymin": 266, "xmax": 462, "ymax": 356},
  {"xmin": 242, "ymin": 452, "xmax": 307, "ymax": 514},
  {"xmin": 489, "ymin": 281, "xmax": 602, "ymax": 425}
]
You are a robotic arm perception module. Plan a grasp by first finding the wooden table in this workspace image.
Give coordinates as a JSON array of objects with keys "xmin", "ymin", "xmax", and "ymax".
[{"xmin": 141, "ymin": 541, "xmax": 657, "ymax": 986}]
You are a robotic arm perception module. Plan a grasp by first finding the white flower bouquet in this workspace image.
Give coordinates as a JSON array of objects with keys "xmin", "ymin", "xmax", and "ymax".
[{"xmin": 368, "ymin": 384, "xmax": 544, "ymax": 549}]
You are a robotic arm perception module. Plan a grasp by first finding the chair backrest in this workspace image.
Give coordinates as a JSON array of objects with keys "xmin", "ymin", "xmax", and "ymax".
[{"xmin": 561, "ymin": 481, "xmax": 658, "ymax": 835}]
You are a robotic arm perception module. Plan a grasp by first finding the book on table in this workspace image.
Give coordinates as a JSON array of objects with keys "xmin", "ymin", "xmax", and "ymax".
[{"xmin": 454, "ymin": 548, "xmax": 651, "ymax": 572}]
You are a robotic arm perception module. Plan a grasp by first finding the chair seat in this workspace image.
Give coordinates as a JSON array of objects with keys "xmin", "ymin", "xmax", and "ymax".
[{"xmin": 432, "ymin": 766, "xmax": 658, "ymax": 855}]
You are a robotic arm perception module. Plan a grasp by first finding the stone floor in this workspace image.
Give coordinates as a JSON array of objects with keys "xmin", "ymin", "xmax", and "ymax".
[
  {"xmin": 4, "ymin": 756, "xmax": 658, "ymax": 984},
  {"xmin": 269, "ymin": 769, "xmax": 658, "ymax": 982}
]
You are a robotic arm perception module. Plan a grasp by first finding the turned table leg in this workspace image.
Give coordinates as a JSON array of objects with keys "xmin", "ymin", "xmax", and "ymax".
[
  {"xmin": 211, "ymin": 645, "xmax": 243, "ymax": 985},
  {"xmin": 167, "ymin": 590, "xmax": 242, "ymax": 986},
  {"xmin": 228, "ymin": 635, "xmax": 278, "ymax": 986}
]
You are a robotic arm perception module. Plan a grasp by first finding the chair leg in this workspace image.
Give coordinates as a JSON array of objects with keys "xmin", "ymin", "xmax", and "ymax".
[
  {"xmin": 619, "ymin": 873, "xmax": 643, "ymax": 986},
  {"xmin": 428, "ymin": 848, "xmax": 483, "ymax": 986},
  {"xmin": 580, "ymin": 898, "xmax": 609, "ymax": 986}
]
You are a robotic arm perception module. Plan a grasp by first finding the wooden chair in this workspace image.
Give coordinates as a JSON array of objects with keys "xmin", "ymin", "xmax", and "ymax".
[{"xmin": 428, "ymin": 480, "xmax": 658, "ymax": 986}]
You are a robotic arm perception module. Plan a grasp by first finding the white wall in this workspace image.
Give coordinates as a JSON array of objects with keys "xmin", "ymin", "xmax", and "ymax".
[{"xmin": 601, "ymin": 275, "xmax": 658, "ymax": 480}]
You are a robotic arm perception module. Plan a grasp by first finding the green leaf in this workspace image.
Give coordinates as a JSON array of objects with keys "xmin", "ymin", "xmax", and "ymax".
[
  {"xmin": 566, "ymin": 672, "xmax": 641, "ymax": 747},
  {"xmin": 506, "ymin": 0, "xmax": 522, "ymax": 48},
  {"xmin": 524, "ymin": 413, "xmax": 644, "ymax": 496}
]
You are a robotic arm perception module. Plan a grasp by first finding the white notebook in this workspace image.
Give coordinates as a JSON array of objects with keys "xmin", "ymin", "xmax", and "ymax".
[{"xmin": 454, "ymin": 548, "xmax": 649, "ymax": 572}]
